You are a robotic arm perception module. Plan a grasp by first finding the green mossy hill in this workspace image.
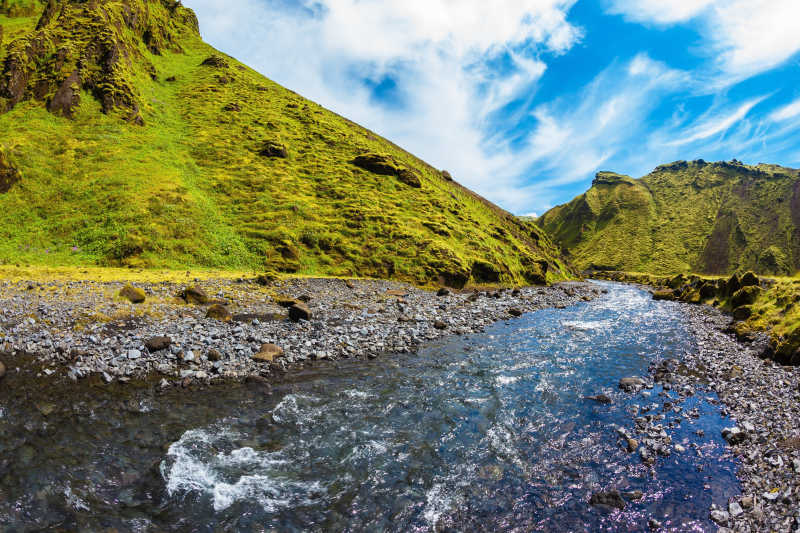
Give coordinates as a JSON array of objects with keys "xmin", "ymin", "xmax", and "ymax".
[
  {"xmin": 538, "ymin": 160, "xmax": 800, "ymax": 276},
  {"xmin": 0, "ymin": 1, "xmax": 571, "ymax": 287},
  {"xmin": 595, "ymin": 270, "xmax": 800, "ymax": 367}
]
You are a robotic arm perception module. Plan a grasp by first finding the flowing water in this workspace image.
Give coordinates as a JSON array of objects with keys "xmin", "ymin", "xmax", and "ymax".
[{"xmin": 0, "ymin": 282, "xmax": 740, "ymax": 531}]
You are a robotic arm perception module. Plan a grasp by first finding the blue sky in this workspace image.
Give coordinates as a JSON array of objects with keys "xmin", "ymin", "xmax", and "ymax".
[{"xmin": 184, "ymin": 0, "xmax": 800, "ymax": 215}]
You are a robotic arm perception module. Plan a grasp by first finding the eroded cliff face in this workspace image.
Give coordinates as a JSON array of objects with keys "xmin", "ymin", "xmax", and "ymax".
[{"xmin": 1, "ymin": 0, "xmax": 198, "ymax": 121}]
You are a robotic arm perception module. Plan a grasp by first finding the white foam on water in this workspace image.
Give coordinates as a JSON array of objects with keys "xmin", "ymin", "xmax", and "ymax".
[
  {"xmin": 342, "ymin": 439, "xmax": 390, "ymax": 464},
  {"xmin": 270, "ymin": 393, "xmax": 322, "ymax": 426},
  {"xmin": 161, "ymin": 427, "xmax": 325, "ymax": 512},
  {"xmin": 495, "ymin": 375, "xmax": 520, "ymax": 386},
  {"xmin": 422, "ymin": 482, "xmax": 456, "ymax": 527},
  {"xmin": 342, "ymin": 388, "xmax": 372, "ymax": 400},
  {"xmin": 561, "ymin": 319, "xmax": 611, "ymax": 331}
]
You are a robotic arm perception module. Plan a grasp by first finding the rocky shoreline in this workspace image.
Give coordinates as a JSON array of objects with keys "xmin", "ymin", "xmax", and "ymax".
[
  {"xmin": 614, "ymin": 291, "xmax": 800, "ymax": 532},
  {"xmin": 0, "ymin": 277, "xmax": 601, "ymax": 387},
  {"xmin": 679, "ymin": 304, "xmax": 800, "ymax": 532}
]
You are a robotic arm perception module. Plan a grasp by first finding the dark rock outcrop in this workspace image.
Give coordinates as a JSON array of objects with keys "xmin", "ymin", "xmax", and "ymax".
[
  {"xmin": 352, "ymin": 153, "xmax": 422, "ymax": 189},
  {"xmin": 259, "ymin": 141, "xmax": 288, "ymax": 158},
  {"xmin": 0, "ymin": 148, "xmax": 21, "ymax": 193}
]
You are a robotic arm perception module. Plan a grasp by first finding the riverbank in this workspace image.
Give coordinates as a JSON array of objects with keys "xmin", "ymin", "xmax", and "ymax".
[
  {"xmin": 674, "ymin": 304, "xmax": 800, "ymax": 532},
  {"xmin": 0, "ymin": 276, "xmax": 601, "ymax": 386},
  {"xmin": 607, "ymin": 282, "xmax": 800, "ymax": 531}
]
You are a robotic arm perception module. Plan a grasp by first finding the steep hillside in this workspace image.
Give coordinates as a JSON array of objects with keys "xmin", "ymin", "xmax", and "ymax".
[
  {"xmin": 538, "ymin": 160, "xmax": 800, "ymax": 276},
  {"xmin": 0, "ymin": 0, "xmax": 571, "ymax": 287}
]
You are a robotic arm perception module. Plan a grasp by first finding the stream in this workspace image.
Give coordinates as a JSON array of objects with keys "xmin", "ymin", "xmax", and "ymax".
[{"xmin": 0, "ymin": 282, "xmax": 740, "ymax": 531}]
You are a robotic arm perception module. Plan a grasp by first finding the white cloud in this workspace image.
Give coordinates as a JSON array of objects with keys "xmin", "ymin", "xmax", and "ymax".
[
  {"xmin": 183, "ymin": 0, "xmax": 582, "ymax": 213},
  {"xmin": 770, "ymin": 98, "xmax": 800, "ymax": 123},
  {"xmin": 607, "ymin": 0, "xmax": 715, "ymax": 24},
  {"xmin": 609, "ymin": 0, "xmax": 800, "ymax": 80},
  {"xmin": 667, "ymin": 96, "xmax": 767, "ymax": 146}
]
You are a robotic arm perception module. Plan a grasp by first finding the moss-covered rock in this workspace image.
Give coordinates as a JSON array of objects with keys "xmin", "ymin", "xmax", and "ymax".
[
  {"xmin": 739, "ymin": 271, "xmax": 760, "ymax": 288},
  {"xmin": 206, "ymin": 303, "xmax": 232, "ymax": 322},
  {"xmin": 725, "ymin": 274, "xmax": 742, "ymax": 298},
  {"xmin": 259, "ymin": 140, "xmax": 288, "ymax": 158},
  {"xmin": 181, "ymin": 286, "xmax": 209, "ymax": 305},
  {"xmin": 118, "ymin": 283, "xmax": 145, "ymax": 303},
  {"xmin": 652, "ymin": 289, "xmax": 676, "ymax": 301},
  {"xmin": 731, "ymin": 286, "xmax": 762, "ymax": 308}
]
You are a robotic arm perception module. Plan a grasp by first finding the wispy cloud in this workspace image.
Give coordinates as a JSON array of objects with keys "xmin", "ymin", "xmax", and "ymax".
[
  {"xmin": 667, "ymin": 97, "xmax": 767, "ymax": 146},
  {"xmin": 518, "ymin": 54, "xmax": 687, "ymax": 188},
  {"xmin": 770, "ymin": 98, "xmax": 800, "ymax": 123}
]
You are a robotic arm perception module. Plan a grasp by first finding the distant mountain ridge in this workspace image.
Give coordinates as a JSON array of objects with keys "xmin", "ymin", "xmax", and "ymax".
[
  {"xmin": 0, "ymin": 0, "xmax": 571, "ymax": 286},
  {"xmin": 538, "ymin": 159, "xmax": 800, "ymax": 276}
]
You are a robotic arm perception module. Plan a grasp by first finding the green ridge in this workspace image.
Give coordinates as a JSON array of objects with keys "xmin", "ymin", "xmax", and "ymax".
[
  {"xmin": 538, "ymin": 160, "xmax": 800, "ymax": 276},
  {"xmin": 0, "ymin": 0, "xmax": 572, "ymax": 287}
]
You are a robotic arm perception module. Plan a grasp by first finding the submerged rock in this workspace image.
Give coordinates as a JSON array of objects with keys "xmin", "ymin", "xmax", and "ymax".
[
  {"xmin": 619, "ymin": 377, "xmax": 647, "ymax": 392},
  {"xmin": 589, "ymin": 490, "xmax": 626, "ymax": 510},
  {"xmin": 584, "ymin": 394, "xmax": 612, "ymax": 404}
]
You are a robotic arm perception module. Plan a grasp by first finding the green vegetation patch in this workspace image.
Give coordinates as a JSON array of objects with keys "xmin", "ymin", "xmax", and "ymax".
[{"xmin": 0, "ymin": 0, "xmax": 572, "ymax": 288}]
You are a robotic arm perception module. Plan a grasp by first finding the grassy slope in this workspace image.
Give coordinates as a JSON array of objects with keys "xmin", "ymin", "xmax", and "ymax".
[
  {"xmin": 0, "ymin": 1, "xmax": 571, "ymax": 287},
  {"xmin": 538, "ymin": 161, "xmax": 800, "ymax": 276}
]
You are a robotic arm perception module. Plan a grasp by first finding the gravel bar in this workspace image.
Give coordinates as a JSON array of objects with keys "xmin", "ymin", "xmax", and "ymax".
[{"xmin": 0, "ymin": 277, "xmax": 600, "ymax": 387}]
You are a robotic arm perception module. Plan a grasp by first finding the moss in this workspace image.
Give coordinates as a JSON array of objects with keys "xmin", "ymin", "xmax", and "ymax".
[
  {"xmin": 0, "ymin": 1, "xmax": 573, "ymax": 288},
  {"xmin": 539, "ymin": 161, "xmax": 800, "ymax": 276}
]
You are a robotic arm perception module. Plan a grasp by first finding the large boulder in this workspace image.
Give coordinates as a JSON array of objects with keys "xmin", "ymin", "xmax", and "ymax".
[
  {"xmin": 253, "ymin": 343, "xmax": 284, "ymax": 363},
  {"xmin": 201, "ymin": 55, "xmax": 230, "ymax": 68},
  {"xmin": 206, "ymin": 304, "xmax": 232, "ymax": 322},
  {"xmin": 352, "ymin": 153, "xmax": 423, "ymax": 189},
  {"xmin": 589, "ymin": 490, "xmax": 626, "ymax": 510},
  {"xmin": 619, "ymin": 377, "xmax": 647, "ymax": 392},
  {"xmin": 652, "ymin": 289, "xmax": 676, "ymax": 301},
  {"xmin": 119, "ymin": 284, "xmax": 146, "ymax": 303},
  {"xmin": 145, "ymin": 336, "xmax": 172, "ymax": 352},
  {"xmin": 288, "ymin": 302, "xmax": 312, "ymax": 322},
  {"xmin": 352, "ymin": 153, "xmax": 398, "ymax": 175},
  {"xmin": 181, "ymin": 286, "xmax": 209, "ymax": 304}
]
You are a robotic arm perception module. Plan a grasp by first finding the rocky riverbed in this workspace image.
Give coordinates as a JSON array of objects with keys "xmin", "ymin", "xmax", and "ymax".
[
  {"xmin": 0, "ymin": 277, "xmax": 600, "ymax": 386},
  {"xmin": 615, "ymin": 293, "xmax": 800, "ymax": 532}
]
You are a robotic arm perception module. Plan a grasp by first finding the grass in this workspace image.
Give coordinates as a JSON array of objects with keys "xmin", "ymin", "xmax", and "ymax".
[
  {"xmin": 538, "ymin": 161, "xmax": 800, "ymax": 276},
  {"xmin": 0, "ymin": 1, "xmax": 571, "ymax": 288}
]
